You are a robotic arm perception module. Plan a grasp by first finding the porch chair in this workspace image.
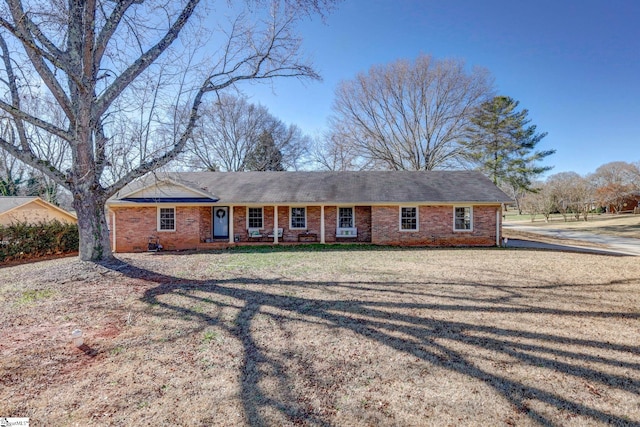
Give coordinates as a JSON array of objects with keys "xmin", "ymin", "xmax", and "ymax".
[{"xmin": 247, "ymin": 228, "xmax": 263, "ymax": 240}]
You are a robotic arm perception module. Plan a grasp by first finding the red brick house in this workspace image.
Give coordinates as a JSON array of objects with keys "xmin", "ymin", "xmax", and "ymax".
[{"xmin": 105, "ymin": 171, "xmax": 512, "ymax": 252}]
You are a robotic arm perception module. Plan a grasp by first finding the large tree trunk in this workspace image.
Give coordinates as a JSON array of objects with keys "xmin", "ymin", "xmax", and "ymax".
[{"xmin": 73, "ymin": 189, "xmax": 113, "ymax": 261}]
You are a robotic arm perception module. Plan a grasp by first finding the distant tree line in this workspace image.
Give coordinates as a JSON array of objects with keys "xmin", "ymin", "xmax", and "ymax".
[{"xmin": 518, "ymin": 161, "xmax": 640, "ymax": 221}]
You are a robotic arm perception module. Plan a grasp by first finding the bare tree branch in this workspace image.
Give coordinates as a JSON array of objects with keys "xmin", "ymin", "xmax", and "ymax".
[
  {"xmin": 3, "ymin": 1, "xmax": 75, "ymax": 119},
  {"xmin": 331, "ymin": 55, "xmax": 492, "ymax": 170},
  {"xmin": 94, "ymin": 0, "xmax": 200, "ymax": 116}
]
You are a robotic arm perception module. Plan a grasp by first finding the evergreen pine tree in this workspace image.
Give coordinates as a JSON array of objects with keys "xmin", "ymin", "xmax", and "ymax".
[
  {"xmin": 0, "ymin": 170, "xmax": 23, "ymax": 196},
  {"xmin": 245, "ymin": 131, "xmax": 286, "ymax": 171},
  {"xmin": 462, "ymin": 96, "xmax": 555, "ymax": 191}
]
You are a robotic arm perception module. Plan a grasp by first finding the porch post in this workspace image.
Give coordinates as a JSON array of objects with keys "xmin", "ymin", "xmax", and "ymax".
[
  {"xmin": 229, "ymin": 206, "xmax": 234, "ymax": 244},
  {"xmin": 320, "ymin": 205, "xmax": 325, "ymax": 244},
  {"xmin": 273, "ymin": 205, "xmax": 279, "ymax": 244},
  {"xmin": 496, "ymin": 205, "xmax": 501, "ymax": 247},
  {"xmin": 111, "ymin": 210, "xmax": 117, "ymax": 252}
]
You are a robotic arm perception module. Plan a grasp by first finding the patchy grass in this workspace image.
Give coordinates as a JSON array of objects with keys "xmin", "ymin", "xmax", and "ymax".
[
  {"xmin": 1, "ymin": 248, "xmax": 639, "ymax": 426},
  {"xmin": 15, "ymin": 288, "xmax": 55, "ymax": 306}
]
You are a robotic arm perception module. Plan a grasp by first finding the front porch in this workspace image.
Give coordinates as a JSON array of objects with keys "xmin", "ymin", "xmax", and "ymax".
[{"xmin": 196, "ymin": 205, "xmax": 373, "ymax": 246}]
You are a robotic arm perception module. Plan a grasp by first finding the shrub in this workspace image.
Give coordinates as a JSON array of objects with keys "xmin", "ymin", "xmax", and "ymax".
[{"xmin": 0, "ymin": 220, "xmax": 79, "ymax": 262}]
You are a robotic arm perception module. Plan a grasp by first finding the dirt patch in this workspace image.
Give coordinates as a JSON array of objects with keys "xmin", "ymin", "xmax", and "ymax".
[
  {"xmin": 0, "ymin": 252, "xmax": 79, "ymax": 269},
  {"xmin": 1, "ymin": 249, "xmax": 639, "ymax": 426}
]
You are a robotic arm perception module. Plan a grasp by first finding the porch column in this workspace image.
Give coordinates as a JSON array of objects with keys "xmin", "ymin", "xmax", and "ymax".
[
  {"xmin": 273, "ymin": 205, "xmax": 279, "ymax": 244},
  {"xmin": 496, "ymin": 205, "xmax": 501, "ymax": 247},
  {"xmin": 229, "ymin": 206, "xmax": 234, "ymax": 244},
  {"xmin": 111, "ymin": 210, "xmax": 117, "ymax": 252},
  {"xmin": 320, "ymin": 205, "xmax": 325, "ymax": 244}
]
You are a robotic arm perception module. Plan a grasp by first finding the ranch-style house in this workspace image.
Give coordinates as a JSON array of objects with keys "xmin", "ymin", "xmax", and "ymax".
[{"xmin": 105, "ymin": 170, "xmax": 512, "ymax": 252}]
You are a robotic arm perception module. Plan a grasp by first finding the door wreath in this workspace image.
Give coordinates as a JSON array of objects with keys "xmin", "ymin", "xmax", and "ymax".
[{"xmin": 215, "ymin": 209, "xmax": 226, "ymax": 219}]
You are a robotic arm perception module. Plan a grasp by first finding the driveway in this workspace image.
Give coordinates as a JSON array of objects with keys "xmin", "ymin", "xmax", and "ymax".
[{"xmin": 503, "ymin": 223, "xmax": 640, "ymax": 256}]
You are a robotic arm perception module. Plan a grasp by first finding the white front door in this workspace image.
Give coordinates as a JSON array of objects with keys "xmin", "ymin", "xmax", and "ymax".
[{"xmin": 213, "ymin": 207, "xmax": 229, "ymax": 238}]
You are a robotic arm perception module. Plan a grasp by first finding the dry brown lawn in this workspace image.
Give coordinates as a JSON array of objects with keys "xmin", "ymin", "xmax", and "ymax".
[
  {"xmin": 1, "ymin": 246, "xmax": 639, "ymax": 426},
  {"xmin": 507, "ymin": 214, "xmax": 640, "ymax": 239}
]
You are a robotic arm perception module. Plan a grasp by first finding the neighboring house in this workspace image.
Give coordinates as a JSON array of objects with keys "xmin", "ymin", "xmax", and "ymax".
[
  {"xmin": 608, "ymin": 193, "xmax": 640, "ymax": 213},
  {"xmin": 0, "ymin": 197, "xmax": 77, "ymax": 226},
  {"xmin": 105, "ymin": 171, "xmax": 512, "ymax": 252}
]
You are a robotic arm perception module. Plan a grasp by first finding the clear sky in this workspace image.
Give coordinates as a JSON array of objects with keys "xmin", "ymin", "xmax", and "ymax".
[{"xmin": 243, "ymin": 0, "xmax": 640, "ymax": 177}]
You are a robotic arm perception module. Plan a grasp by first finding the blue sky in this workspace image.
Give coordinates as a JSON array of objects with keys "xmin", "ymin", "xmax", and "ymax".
[{"xmin": 243, "ymin": 0, "xmax": 640, "ymax": 176}]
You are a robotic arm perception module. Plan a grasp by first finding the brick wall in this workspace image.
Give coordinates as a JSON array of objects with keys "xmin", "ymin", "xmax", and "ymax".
[
  {"xmin": 355, "ymin": 206, "xmax": 372, "ymax": 243},
  {"xmin": 278, "ymin": 206, "xmax": 321, "ymax": 242},
  {"xmin": 111, "ymin": 206, "xmax": 202, "ymax": 252},
  {"xmin": 371, "ymin": 205, "xmax": 499, "ymax": 246},
  {"xmin": 200, "ymin": 207, "xmax": 212, "ymax": 241},
  {"xmin": 324, "ymin": 206, "xmax": 372, "ymax": 243},
  {"xmin": 110, "ymin": 203, "xmax": 500, "ymax": 252},
  {"xmin": 306, "ymin": 206, "xmax": 322, "ymax": 238}
]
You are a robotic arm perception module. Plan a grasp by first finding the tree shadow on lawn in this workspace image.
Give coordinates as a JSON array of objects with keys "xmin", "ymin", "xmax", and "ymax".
[{"xmin": 103, "ymin": 260, "xmax": 640, "ymax": 426}]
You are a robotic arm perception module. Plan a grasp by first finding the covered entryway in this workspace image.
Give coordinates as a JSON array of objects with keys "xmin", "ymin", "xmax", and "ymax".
[{"xmin": 213, "ymin": 207, "xmax": 229, "ymax": 238}]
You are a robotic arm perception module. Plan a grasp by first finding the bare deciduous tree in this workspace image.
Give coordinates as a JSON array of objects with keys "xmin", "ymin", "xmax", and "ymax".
[
  {"xmin": 520, "ymin": 182, "xmax": 555, "ymax": 222},
  {"xmin": 329, "ymin": 54, "xmax": 493, "ymax": 170},
  {"xmin": 311, "ymin": 120, "xmax": 376, "ymax": 171},
  {"xmin": 590, "ymin": 161, "xmax": 637, "ymax": 213},
  {"xmin": 312, "ymin": 135, "xmax": 361, "ymax": 171},
  {"xmin": 0, "ymin": 94, "xmax": 70, "ymax": 201},
  {"xmin": 546, "ymin": 172, "xmax": 594, "ymax": 221},
  {"xmin": 186, "ymin": 94, "xmax": 310, "ymax": 171},
  {"xmin": 0, "ymin": 0, "xmax": 331, "ymax": 260},
  {"xmin": 188, "ymin": 94, "xmax": 268, "ymax": 171},
  {"xmin": 0, "ymin": 116, "xmax": 24, "ymax": 195}
]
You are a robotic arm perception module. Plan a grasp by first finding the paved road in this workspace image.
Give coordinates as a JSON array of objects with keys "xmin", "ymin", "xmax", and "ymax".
[{"xmin": 503, "ymin": 223, "xmax": 640, "ymax": 256}]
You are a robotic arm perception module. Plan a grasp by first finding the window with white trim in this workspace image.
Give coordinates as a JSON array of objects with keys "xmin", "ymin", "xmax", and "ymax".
[
  {"xmin": 247, "ymin": 207, "xmax": 263, "ymax": 229},
  {"xmin": 454, "ymin": 206, "xmax": 472, "ymax": 231},
  {"xmin": 158, "ymin": 207, "xmax": 175, "ymax": 231},
  {"xmin": 290, "ymin": 207, "xmax": 306, "ymax": 229},
  {"xmin": 400, "ymin": 207, "xmax": 418, "ymax": 231},
  {"xmin": 338, "ymin": 207, "xmax": 354, "ymax": 228}
]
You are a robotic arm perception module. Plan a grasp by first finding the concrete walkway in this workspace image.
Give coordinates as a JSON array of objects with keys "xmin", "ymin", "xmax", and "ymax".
[{"xmin": 503, "ymin": 223, "xmax": 640, "ymax": 256}]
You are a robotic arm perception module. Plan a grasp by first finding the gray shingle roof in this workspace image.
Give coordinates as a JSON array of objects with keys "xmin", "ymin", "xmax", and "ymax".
[
  {"xmin": 112, "ymin": 171, "xmax": 512, "ymax": 204},
  {"xmin": 0, "ymin": 196, "xmax": 39, "ymax": 214}
]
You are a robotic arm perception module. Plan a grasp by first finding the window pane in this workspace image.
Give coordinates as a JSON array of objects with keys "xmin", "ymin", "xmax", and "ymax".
[
  {"xmin": 455, "ymin": 207, "xmax": 471, "ymax": 230},
  {"xmin": 338, "ymin": 207, "xmax": 353, "ymax": 228},
  {"xmin": 291, "ymin": 207, "xmax": 306, "ymax": 229},
  {"xmin": 248, "ymin": 207, "xmax": 263, "ymax": 228},
  {"xmin": 160, "ymin": 208, "xmax": 175, "ymax": 230},
  {"xmin": 400, "ymin": 207, "xmax": 417, "ymax": 230}
]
